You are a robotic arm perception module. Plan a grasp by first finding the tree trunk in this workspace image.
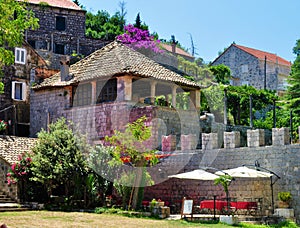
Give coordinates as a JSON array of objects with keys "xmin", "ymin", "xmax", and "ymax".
[{"xmin": 131, "ymin": 160, "xmax": 145, "ymax": 210}]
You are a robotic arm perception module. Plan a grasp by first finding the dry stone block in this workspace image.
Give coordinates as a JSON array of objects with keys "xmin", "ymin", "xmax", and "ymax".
[
  {"xmin": 247, "ymin": 129, "xmax": 265, "ymax": 147},
  {"xmin": 272, "ymin": 127, "xmax": 290, "ymax": 146},
  {"xmin": 162, "ymin": 135, "xmax": 176, "ymax": 152},
  {"xmin": 224, "ymin": 131, "xmax": 240, "ymax": 149},
  {"xmin": 202, "ymin": 133, "xmax": 218, "ymax": 150},
  {"xmin": 181, "ymin": 134, "xmax": 197, "ymax": 150}
]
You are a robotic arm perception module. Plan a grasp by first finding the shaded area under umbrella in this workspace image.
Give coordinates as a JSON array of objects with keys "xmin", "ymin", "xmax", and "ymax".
[
  {"xmin": 215, "ymin": 166, "xmax": 280, "ymax": 214},
  {"xmin": 168, "ymin": 169, "xmax": 221, "ymax": 219}
]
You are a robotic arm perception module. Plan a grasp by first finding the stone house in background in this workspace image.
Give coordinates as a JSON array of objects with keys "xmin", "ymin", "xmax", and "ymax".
[
  {"xmin": 30, "ymin": 41, "xmax": 201, "ymax": 146},
  {"xmin": 21, "ymin": 0, "xmax": 108, "ymax": 69},
  {"xmin": 211, "ymin": 43, "xmax": 291, "ymax": 95}
]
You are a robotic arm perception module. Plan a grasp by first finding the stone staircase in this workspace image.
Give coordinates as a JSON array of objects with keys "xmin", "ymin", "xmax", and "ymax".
[{"xmin": 0, "ymin": 192, "xmax": 28, "ymax": 211}]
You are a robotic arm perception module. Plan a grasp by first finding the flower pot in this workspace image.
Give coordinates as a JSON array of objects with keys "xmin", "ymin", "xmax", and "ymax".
[{"xmin": 278, "ymin": 201, "xmax": 289, "ymax": 208}]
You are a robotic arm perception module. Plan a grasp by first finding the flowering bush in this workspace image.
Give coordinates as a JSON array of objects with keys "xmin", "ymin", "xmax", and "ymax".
[
  {"xmin": 0, "ymin": 120, "xmax": 7, "ymax": 132},
  {"xmin": 117, "ymin": 24, "xmax": 163, "ymax": 53},
  {"xmin": 6, "ymin": 152, "xmax": 32, "ymax": 185}
]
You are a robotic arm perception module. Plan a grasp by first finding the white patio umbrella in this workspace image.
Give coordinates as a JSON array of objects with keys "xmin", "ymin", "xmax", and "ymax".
[
  {"xmin": 215, "ymin": 166, "xmax": 277, "ymax": 213},
  {"xmin": 168, "ymin": 169, "xmax": 220, "ymax": 181},
  {"xmin": 215, "ymin": 166, "xmax": 273, "ymax": 178}
]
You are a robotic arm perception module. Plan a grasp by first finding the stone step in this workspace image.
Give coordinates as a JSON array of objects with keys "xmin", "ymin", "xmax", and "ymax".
[{"xmin": 0, "ymin": 203, "xmax": 30, "ymax": 212}]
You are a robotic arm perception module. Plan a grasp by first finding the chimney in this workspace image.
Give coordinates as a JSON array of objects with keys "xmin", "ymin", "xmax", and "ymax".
[
  {"xmin": 171, "ymin": 35, "xmax": 176, "ymax": 54},
  {"xmin": 60, "ymin": 55, "xmax": 70, "ymax": 81}
]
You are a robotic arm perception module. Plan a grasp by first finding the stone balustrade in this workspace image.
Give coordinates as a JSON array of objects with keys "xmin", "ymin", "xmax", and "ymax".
[{"xmin": 161, "ymin": 127, "xmax": 293, "ymax": 151}]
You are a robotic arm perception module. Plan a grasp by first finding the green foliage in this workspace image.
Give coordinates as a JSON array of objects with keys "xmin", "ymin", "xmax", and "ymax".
[
  {"xmin": 105, "ymin": 116, "xmax": 157, "ymax": 209},
  {"xmin": 0, "ymin": 0, "xmax": 39, "ymax": 67},
  {"xmin": 105, "ymin": 116, "xmax": 158, "ymax": 166},
  {"xmin": 209, "ymin": 64, "xmax": 231, "ymax": 84},
  {"xmin": 278, "ymin": 192, "xmax": 292, "ymax": 202},
  {"xmin": 226, "ymin": 85, "xmax": 277, "ymax": 126},
  {"xmin": 133, "ymin": 13, "xmax": 148, "ymax": 31},
  {"xmin": 85, "ymin": 10, "xmax": 124, "ymax": 40},
  {"xmin": 177, "ymin": 56, "xmax": 213, "ymax": 86},
  {"xmin": 214, "ymin": 174, "xmax": 233, "ymax": 194},
  {"xmin": 30, "ymin": 118, "xmax": 88, "ymax": 197}
]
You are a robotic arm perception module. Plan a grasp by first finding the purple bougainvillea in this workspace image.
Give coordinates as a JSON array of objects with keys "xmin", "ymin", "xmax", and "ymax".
[{"xmin": 117, "ymin": 24, "xmax": 163, "ymax": 53}]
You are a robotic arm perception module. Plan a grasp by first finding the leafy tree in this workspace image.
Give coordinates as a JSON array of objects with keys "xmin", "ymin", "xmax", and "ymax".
[
  {"xmin": 85, "ymin": 10, "xmax": 124, "ymax": 40},
  {"xmin": 285, "ymin": 39, "xmax": 300, "ymax": 123},
  {"xmin": 30, "ymin": 118, "xmax": 89, "ymax": 198},
  {"xmin": 209, "ymin": 64, "xmax": 231, "ymax": 84},
  {"xmin": 214, "ymin": 174, "xmax": 233, "ymax": 210},
  {"xmin": 226, "ymin": 85, "xmax": 277, "ymax": 126},
  {"xmin": 105, "ymin": 116, "xmax": 158, "ymax": 210},
  {"xmin": 0, "ymin": 0, "xmax": 39, "ymax": 67},
  {"xmin": 133, "ymin": 13, "xmax": 148, "ymax": 31}
]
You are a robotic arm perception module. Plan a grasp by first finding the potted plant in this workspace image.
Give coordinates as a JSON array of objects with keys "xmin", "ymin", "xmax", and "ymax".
[{"xmin": 278, "ymin": 192, "xmax": 292, "ymax": 208}]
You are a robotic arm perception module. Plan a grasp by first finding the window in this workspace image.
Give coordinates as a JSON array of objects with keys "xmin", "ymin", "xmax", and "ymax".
[
  {"xmin": 54, "ymin": 43, "xmax": 65, "ymax": 54},
  {"xmin": 15, "ymin": 48, "xmax": 26, "ymax": 64},
  {"xmin": 96, "ymin": 79, "xmax": 117, "ymax": 103},
  {"xmin": 11, "ymin": 81, "xmax": 27, "ymax": 101},
  {"xmin": 56, "ymin": 16, "xmax": 66, "ymax": 31},
  {"xmin": 241, "ymin": 64, "xmax": 248, "ymax": 73},
  {"xmin": 73, "ymin": 83, "xmax": 92, "ymax": 106},
  {"xmin": 28, "ymin": 40, "xmax": 36, "ymax": 49}
]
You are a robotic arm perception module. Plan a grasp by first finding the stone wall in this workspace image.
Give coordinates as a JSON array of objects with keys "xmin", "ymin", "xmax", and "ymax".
[
  {"xmin": 144, "ymin": 143, "xmax": 300, "ymax": 222},
  {"xmin": 0, "ymin": 158, "xmax": 17, "ymax": 202}
]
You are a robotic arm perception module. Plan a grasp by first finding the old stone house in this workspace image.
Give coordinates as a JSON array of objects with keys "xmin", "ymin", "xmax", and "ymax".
[
  {"xmin": 211, "ymin": 43, "xmax": 291, "ymax": 94},
  {"xmin": 30, "ymin": 41, "xmax": 201, "ymax": 146},
  {"xmin": 21, "ymin": 0, "xmax": 108, "ymax": 69},
  {"xmin": 0, "ymin": 42, "xmax": 48, "ymax": 137}
]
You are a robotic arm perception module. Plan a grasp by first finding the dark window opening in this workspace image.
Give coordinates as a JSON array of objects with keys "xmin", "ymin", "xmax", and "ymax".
[
  {"xmin": 54, "ymin": 43, "xmax": 65, "ymax": 54},
  {"xmin": 15, "ymin": 83, "xmax": 23, "ymax": 100},
  {"xmin": 96, "ymin": 79, "xmax": 117, "ymax": 103},
  {"xmin": 28, "ymin": 40, "xmax": 36, "ymax": 49},
  {"xmin": 56, "ymin": 16, "xmax": 66, "ymax": 31}
]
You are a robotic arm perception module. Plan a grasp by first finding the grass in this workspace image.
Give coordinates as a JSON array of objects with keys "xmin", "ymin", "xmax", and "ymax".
[{"xmin": 0, "ymin": 211, "xmax": 298, "ymax": 228}]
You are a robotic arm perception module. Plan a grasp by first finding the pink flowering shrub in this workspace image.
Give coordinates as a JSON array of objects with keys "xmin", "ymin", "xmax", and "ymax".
[
  {"xmin": 117, "ymin": 24, "xmax": 163, "ymax": 53},
  {"xmin": 6, "ymin": 153, "xmax": 32, "ymax": 185}
]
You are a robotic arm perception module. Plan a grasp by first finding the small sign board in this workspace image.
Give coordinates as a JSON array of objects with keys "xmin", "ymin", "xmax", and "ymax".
[{"xmin": 181, "ymin": 197, "xmax": 193, "ymax": 218}]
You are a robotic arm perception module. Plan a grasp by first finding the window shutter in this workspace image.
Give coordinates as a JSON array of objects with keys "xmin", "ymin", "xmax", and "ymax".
[
  {"xmin": 22, "ymin": 82, "xmax": 27, "ymax": 101},
  {"xmin": 11, "ymin": 81, "xmax": 16, "ymax": 99}
]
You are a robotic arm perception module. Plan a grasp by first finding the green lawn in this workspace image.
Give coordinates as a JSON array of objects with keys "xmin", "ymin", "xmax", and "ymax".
[{"xmin": 0, "ymin": 211, "xmax": 297, "ymax": 228}]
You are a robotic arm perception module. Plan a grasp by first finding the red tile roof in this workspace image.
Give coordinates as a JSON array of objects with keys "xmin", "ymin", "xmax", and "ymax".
[
  {"xmin": 160, "ymin": 43, "xmax": 194, "ymax": 59},
  {"xmin": 18, "ymin": 0, "xmax": 82, "ymax": 11},
  {"xmin": 233, "ymin": 44, "xmax": 291, "ymax": 67}
]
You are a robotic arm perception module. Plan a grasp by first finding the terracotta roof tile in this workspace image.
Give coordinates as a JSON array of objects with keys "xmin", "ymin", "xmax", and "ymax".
[
  {"xmin": 160, "ymin": 43, "xmax": 194, "ymax": 59},
  {"xmin": 18, "ymin": 0, "xmax": 82, "ymax": 11},
  {"xmin": 34, "ymin": 41, "xmax": 201, "ymax": 89},
  {"xmin": 234, "ymin": 44, "xmax": 291, "ymax": 67},
  {"xmin": 0, "ymin": 136, "xmax": 37, "ymax": 164}
]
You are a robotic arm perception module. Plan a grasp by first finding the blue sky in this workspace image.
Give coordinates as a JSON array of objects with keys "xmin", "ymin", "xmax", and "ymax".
[{"xmin": 79, "ymin": 0, "xmax": 300, "ymax": 63}]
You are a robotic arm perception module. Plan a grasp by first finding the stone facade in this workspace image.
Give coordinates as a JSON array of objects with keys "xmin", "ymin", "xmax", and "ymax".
[
  {"xmin": 212, "ymin": 44, "xmax": 291, "ymax": 93},
  {"xmin": 25, "ymin": 3, "xmax": 108, "ymax": 69},
  {"xmin": 0, "ymin": 43, "xmax": 47, "ymax": 136}
]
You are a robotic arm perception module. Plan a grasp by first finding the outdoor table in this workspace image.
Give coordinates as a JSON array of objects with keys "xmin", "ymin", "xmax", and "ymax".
[
  {"xmin": 230, "ymin": 201, "xmax": 258, "ymax": 215},
  {"xmin": 200, "ymin": 200, "xmax": 228, "ymax": 211}
]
